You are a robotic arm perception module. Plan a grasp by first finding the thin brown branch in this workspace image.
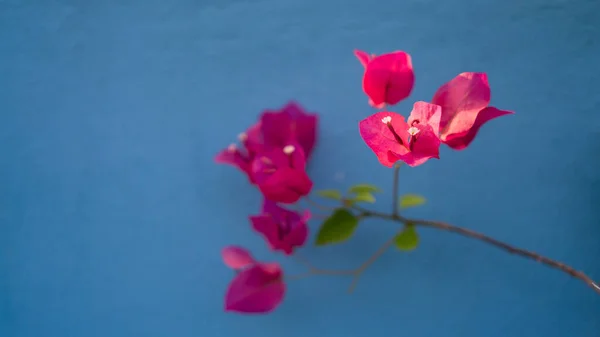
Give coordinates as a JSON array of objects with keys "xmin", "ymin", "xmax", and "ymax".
[
  {"xmin": 404, "ymin": 216, "xmax": 600, "ymax": 294},
  {"xmin": 304, "ymin": 196, "xmax": 338, "ymax": 212},
  {"xmin": 355, "ymin": 207, "xmax": 600, "ymax": 295},
  {"xmin": 298, "ymin": 168, "xmax": 599, "ymax": 295},
  {"xmin": 347, "ymin": 233, "xmax": 398, "ymax": 293}
]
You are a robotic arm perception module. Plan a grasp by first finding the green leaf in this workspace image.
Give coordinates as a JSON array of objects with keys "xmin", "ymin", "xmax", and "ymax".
[
  {"xmin": 348, "ymin": 184, "xmax": 381, "ymax": 194},
  {"xmin": 394, "ymin": 224, "xmax": 419, "ymax": 251},
  {"xmin": 399, "ymin": 194, "xmax": 426, "ymax": 209},
  {"xmin": 316, "ymin": 189, "xmax": 342, "ymax": 200},
  {"xmin": 351, "ymin": 191, "xmax": 376, "ymax": 203},
  {"xmin": 315, "ymin": 208, "xmax": 360, "ymax": 246}
]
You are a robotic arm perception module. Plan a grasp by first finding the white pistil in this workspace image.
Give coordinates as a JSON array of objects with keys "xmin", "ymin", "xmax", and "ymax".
[
  {"xmin": 227, "ymin": 144, "xmax": 237, "ymax": 152},
  {"xmin": 408, "ymin": 127, "xmax": 420, "ymax": 136},
  {"xmin": 283, "ymin": 145, "xmax": 296, "ymax": 155},
  {"xmin": 381, "ymin": 116, "xmax": 392, "ymax": 124}
]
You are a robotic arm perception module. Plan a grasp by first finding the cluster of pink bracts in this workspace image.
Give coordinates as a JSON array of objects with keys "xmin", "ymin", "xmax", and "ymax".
[{"xmin": 215, "ymin": 49, "xmax": 513, "ymax": 314}]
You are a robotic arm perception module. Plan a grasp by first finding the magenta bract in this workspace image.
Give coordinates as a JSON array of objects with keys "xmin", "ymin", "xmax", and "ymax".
[
  {"xmin": 355, "ymin": 50, "xmax": 415, "ymax": 108},
  {"xmin": 251, "ymin": 144, "xmax": 313, "ymax": 204},
  {"xmin": 432, "ymin": 72, "xmax": 513, "ymax": 150},
  {"xmin": 214, "ymin": 122, "xmax": 263, "ymax": 183},
  {"xmin": 250, "ymin": 200, "xmax": 310, "ymax": 255},
  {"xmin": 359, "ymin": 102, "xmax": 442, "ymax": 167},
  {"xmin": 260, "ymin": 101, "xmax": 318, "ymax": 160},
  {"xmin": 225, "ymin": 262, "xmax": 286, "ymax": 314},
  {"xmin": 222, "ymin": 245, "xmax": 256, "ymax": 270}
]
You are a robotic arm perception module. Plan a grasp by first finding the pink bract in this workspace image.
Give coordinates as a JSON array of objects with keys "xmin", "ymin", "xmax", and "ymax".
[
  {"xmin": 432, "ymin": 72, "xmax": 513, "ymax": 150},
  {"xmin": 222, "ymin": 246, "xmax": 256, "ymax": 270},
  {"xmin": 251, "ymin": 144, "xmax": 313, "ymax": 204},
  {"xmin": 250, "ymin": 200, "xmax": 310, "ymax": 255},
  {"xmin": 260, "ymin": 101, "xmax": 318, "ymax": 160},
  {"xmin": 359, "ymin": 102, "xmax": 442, "ymax": 167},
  {"xmin": 215, "ymin": 101, "xmax": 319, "ymax": 183},
  {"xmin": 214, "ymin": 122, "xmax": 263, "ymax": 183},
  {"xmin": 354, "ymin": 50, "xmax": 415, "ymax": 108},
  {"xmin": 225, "ymin": 262, "xmax": 286, "ymax": 314}
]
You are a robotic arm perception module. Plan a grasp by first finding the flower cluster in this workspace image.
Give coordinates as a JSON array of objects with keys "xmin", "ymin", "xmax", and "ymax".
[
  {"xmin": 215, "ymin": 49, "xmax": 514, "ymax": 314},
  {"xmin": 215, "ymin": 102, "xmax": 318, "ymax": 313},
  {"xmin": 356, "ymin": 50, "xmax": 513, "ymax": 166}
]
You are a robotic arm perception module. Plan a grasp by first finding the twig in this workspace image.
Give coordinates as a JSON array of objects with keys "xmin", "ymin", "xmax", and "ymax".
[
  {"xmin": 355, "ymin": 207, "xmax": 600, "ymax": 295},
  {"xmin": 347, "ymin": 233, "xmax": 398, "ymax": 293},
  {"xmin": 405, "ymin": 217, "xmax": 600, "ymax": 294},
  {"xmin": 298, "ymin": 169, "xmax": 600, "ymax": 295},
  {"xmin": 291, "ymin": 241, "xmax": 398, "ymax": 293},
  {"xmin": 304, "ymin": 196, "xmax": 337, "ymax": 211}
]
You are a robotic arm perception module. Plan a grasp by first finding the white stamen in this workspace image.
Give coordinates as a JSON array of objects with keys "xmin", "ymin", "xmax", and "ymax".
[
  {"xmin": 381, "ymin": 116, "xmax": 392, "ymax": 124},
  {"xmin": 408, "ymin": 127, "xmax": 420, "ymax": 136},
  {"xmin": 227, "ymin": 144, "xmax": 237, "ymax": 152},
  {"xmin": 283, "ymin": 145, "xmax": 296, "ymax": 154},
  {"xmin": 237, "ymin": 132, "xmax": 247, "ymax": 141}
]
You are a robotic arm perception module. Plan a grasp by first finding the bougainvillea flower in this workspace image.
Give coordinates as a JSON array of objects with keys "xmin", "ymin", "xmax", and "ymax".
[
  {"xmin": 432, "ymin": 72, "xmax": 514, "ymax": 150},
  {"xmin": 250, "ymin": 200, "xmax": 310, "ymax": 255},
  {"xmin": 359, "ymin": 102, "xmax": 442, "ymax": 167},
  {"xmin": 216, "ymin": 101, "xmax": 319, "ymax": 183},
  {"xmin": 251, "ymin": 143, "xmax": 313, "ymax": 203},
  {"xmin": 260, "ymin": 101, "xmax": 318, "ymax": 159},
  {"xmin": 215, "ymin": 122, "xmax": 264, "ymax": 183},
  {"xmin": 222, "ymin": 245, "xmax": 256, "ymax": 270},
  {"xmin": 223, "ymin": 247, "xmax": 286, "ymax": 314},
  {"xmin": 354, "ymin": 50, "xmax": 415, "ymax": 108}
]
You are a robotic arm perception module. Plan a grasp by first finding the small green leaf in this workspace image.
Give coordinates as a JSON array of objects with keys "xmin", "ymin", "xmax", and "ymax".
[
  {"xmin": 348, "ymin": 184, "xmax": 381, "ymax": 194},
  {"xmin": 394, "ymin": 224, "xmax": 419, "ymax": 251},
  {"xmin": 315, "ymin": 208, "xmax": 359, "ymax": 246},
  {"xmin": 316, "ymin": 189, "xmax": 342, "ymax": 200},
  {"xmin": 399, "ymin": 194, "xmax": 426, "ymax": 209},
  {"xmin": 351, "ymin": 191, "xmax": 376, "ymax": 203}
]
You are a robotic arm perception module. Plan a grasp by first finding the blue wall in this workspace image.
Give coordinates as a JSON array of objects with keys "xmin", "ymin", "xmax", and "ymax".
[{"xmin": 1, "ymin": 0, "xmax": 599, "ymax": 336}]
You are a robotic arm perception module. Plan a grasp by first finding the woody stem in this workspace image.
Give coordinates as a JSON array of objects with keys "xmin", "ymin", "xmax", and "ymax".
[
  {"xmin": 352, "ymin": 206, "xmax": 600, "ymax": 295},
  {"xmin": 299, "ymin": 173, "xmax": 600, "ymax": 295}
]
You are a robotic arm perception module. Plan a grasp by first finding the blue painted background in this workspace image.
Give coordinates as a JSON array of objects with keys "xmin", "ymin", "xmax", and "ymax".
[{"xmin": 1, "ymin": 0, "xmax": 599, "ymax": 336}]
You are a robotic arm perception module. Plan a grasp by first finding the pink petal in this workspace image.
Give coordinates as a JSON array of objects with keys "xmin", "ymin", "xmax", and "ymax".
[
  {"xmin": 251, "ymin": 202, "xmax": 308, "ymax": 255},
  {"xmin": 285, "ymin": 210, "xmax": 310, "ymax": 251},
  {"xmin": 287, "ymin": 142, "xmax": 308, "ymax": 170},
  {"xmin": 222, "ymin": 246, "xmax": 256, "ymax": 270},
  {"xmin": 260, "ymin": 111, "xmax": 294, "ymax": 149},
  {"xmin": 258, "ymin": 168, "xmax": 313, "ymax": 204},
  {"xmin": 225, "ymin": 263, "xmax": 286, "ymax": 314},
  {"xmin": 214, "ymin": 147, "xmax": 252, "ymax": 180},
  {"xmin": 388, "ymin": 123, "xmax": 440, "ymax": 167},
  {"xmin": 443, "ymin": 106, "xmax": 514, "ymax": 150},
  {"xmin": 407, "ymin": 101, "xmax": 443, "ymax": 136},
  {"xmin": 363, "ymin": 51, "xmax": 414, "ymax": 106},
  {"xmin": 432, "ymin": 72, "xmax": 491, "ymax": 139},
  {"xmin": 261, "ymin": 198, "xmax": 282, "ymax": 217},
  {"xmin": 242, "ymin": 122, "xmax": 264, "ymax": 157},
  {"xmin": 261, "ymin": 103, "xmax": 318, "ymax": 159},
  {"xmin": 368, "ymin": 99, "xmax": 386, "ymax": 109},
  {"xmin": 354, "ymin": 50, "xmax": 371, "ymax": 68},
  {"xmin": 358, "ymin": 111, "xmax": 410, "ymax": 167},
  {"xmin": 291, "ymin": 114, "xmax": 318, "ymax": 160},
  {"xmin": 250, "ymin": 214, "xmax": 280, "ymax": 251}
]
